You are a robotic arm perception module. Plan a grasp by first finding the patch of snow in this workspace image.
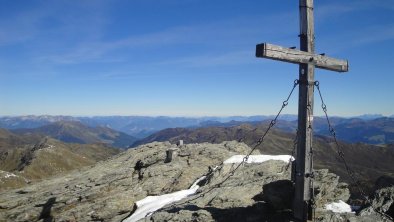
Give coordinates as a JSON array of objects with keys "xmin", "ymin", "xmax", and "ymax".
[
  {"xmin": 4, "ymin": 172, "xmax": 17, "ymax": 178},
  {"xmin": 223, "ymin": 155, "xmax": 294, "ymax": 164},
  {"xmin": 0, "ymin": 170, "xmax": 18, "ymax": 182},
  {"xmin": 0, "ymin": 170, "xmax": 17, "ymax": 178},
  {"xmin": 325, "ymin": 200, "xmax": 352, "ymax": 213},
  {"xmin": 124, "ymin": 176, "xmax": 206, "ymax": 222}
]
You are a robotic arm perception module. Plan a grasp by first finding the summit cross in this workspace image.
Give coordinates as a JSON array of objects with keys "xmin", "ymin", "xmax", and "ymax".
[{"xmin": 255, "ymin": 0, "xmax": 349, "ymax": 221}]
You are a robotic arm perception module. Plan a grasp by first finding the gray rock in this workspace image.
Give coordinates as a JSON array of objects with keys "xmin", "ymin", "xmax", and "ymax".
[
  {"xmin": 359, "ymin": 186, "xmax": 394, "ymax": 221},
  {"xmin": 146, "ymin": 162, "xmax": 353, "ymax": 222},
  {"xmin": 0, "ymin": 141, "xmax": 251, "ymax": 221},
  {"xmin": 313, "ymin": 169, "xmax": 350, "ymax": 209},
  {"xmin": 144, "ymin": 162, "xmax": 393, "ymax": 222}
]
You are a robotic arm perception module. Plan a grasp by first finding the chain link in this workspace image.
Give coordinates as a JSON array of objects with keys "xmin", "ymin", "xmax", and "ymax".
[
  {"xmin": 315, "ymin": 81, "xmax": 393, "ymax": 222},
  {"xmin": 247, "ymin": 79, "xmax": 298, "ymax": 158},
  {"xmin": 238, "ymin": 80, "xmax": 299, "ymax": 144}
]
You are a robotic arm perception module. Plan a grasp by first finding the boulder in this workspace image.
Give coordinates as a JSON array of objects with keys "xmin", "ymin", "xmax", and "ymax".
[{"xmin": 359, "ymin": 186, "xmax": 394, "ymax": 220}]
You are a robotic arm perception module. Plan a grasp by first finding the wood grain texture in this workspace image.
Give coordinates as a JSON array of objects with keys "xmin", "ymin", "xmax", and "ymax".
[{"xmin": 256, "ymin": 43, "xmax": 349, "ymax": 72}]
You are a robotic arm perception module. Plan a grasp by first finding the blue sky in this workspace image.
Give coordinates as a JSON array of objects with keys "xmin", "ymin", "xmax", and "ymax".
[{"xmin": 0, "ymin": 0, "xmax": 393, "ymax": 117}]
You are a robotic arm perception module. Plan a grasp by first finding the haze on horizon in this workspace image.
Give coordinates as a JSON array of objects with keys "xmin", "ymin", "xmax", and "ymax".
[{"xmin": 0, "ymin": 0, "xmax": 393, "ymax": 117}]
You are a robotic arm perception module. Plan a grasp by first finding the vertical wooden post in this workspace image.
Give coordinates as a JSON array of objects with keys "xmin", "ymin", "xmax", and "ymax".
[
  {"xmin": 255, "ymin": 0, "xmax": 348, "ymax": 219},
  {"xmin": 293, "ymin": 0, "xmax": 314, "ymax": 221}
]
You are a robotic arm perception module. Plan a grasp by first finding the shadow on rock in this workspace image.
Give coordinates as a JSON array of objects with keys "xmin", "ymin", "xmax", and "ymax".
[
  {"xmin": 166, "ymin": 202, "xmax": 293, "ymax": 222},
  {"xmin": 254, "ymin": 180, "xmax": 294, "ymax": 211},
  {"xmin": 35, "ymin": 197, "xmax": 56, "ymax": 222}
]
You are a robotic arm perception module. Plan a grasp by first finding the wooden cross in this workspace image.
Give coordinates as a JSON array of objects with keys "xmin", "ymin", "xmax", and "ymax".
[{"xmin": 255, "ymin": 0, "xmax": 348, "ymax": 221}]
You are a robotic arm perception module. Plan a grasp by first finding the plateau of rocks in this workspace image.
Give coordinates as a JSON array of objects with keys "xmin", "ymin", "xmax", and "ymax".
[{"xmin": 0, "ymin": 141, "xmax": 392, "ymax": 222}]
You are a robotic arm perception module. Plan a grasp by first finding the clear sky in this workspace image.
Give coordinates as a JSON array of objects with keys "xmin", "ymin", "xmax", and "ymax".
[{"xmin": 0, "ymin": 0, "xmax": 393, "ymax": 117}]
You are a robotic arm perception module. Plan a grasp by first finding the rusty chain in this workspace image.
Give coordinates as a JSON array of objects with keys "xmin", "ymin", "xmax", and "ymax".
[
  {"xmin": 315, "ymin": 81, "xmax": 393, "ymax": 222},
  {"xmin": 157, "ymin": 80, "xmax": 299, "ymax": 213}
]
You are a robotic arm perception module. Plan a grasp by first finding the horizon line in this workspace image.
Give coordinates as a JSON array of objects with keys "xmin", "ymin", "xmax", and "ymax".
[{"xmin": 0, "ymin": 113, "xmax": 392, "ymax": 118}]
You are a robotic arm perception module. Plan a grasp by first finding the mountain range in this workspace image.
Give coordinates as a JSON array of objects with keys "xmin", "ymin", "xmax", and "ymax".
[
  {"xmin": 277, "ymin": 117, "xmax": 394, "ymax": 144},
  {"xmin": 1, "ymin": 115, "xmax": 393, "ymax": 144},
  {"xmin": 11, "ymin": 121, "xmax": 137, "ymax": 148},
  {"xmin": 0, "ymin": 115, "xmax": 271, "ymax": 138},
  {"xmin": 189, "ymin": 117, "xmax": 394, "ymax": 145}
]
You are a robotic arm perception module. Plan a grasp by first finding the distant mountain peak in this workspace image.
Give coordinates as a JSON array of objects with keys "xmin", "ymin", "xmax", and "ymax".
[
  {"xmin": 352, "ymin": 114, "xmax": 385, "ymax": 120},
  {"xmin": 10, "ymin": 121, "xmax": 137, "ymax": 149}
]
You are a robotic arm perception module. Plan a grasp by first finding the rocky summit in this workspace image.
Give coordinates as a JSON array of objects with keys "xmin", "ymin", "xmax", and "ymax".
[{"xmin": 0, "ymin": 141, "xmax": 392, "ymax": 222}]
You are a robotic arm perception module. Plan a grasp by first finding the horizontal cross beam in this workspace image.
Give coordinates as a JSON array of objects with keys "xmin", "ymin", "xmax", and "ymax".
[{"xmin": 256, "ymin": 43, "xmax": 349, "ymax": 72}]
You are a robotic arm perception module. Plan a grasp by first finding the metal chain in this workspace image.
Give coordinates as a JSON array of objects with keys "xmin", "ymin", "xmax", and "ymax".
[
  {"xmin": 315, "ymin": 81, "xmax": 393, "ymax": 222},
  {"xmin": 158, "ymin": 79, "xmax": 299, "ymax": 212},
  {"xmin": 250, "ymin": 79, "xmax": 299, "ymax": 151},
  {"xmin": 238, "ymin": 79, "xmax": 299, "ymax": 145}
]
